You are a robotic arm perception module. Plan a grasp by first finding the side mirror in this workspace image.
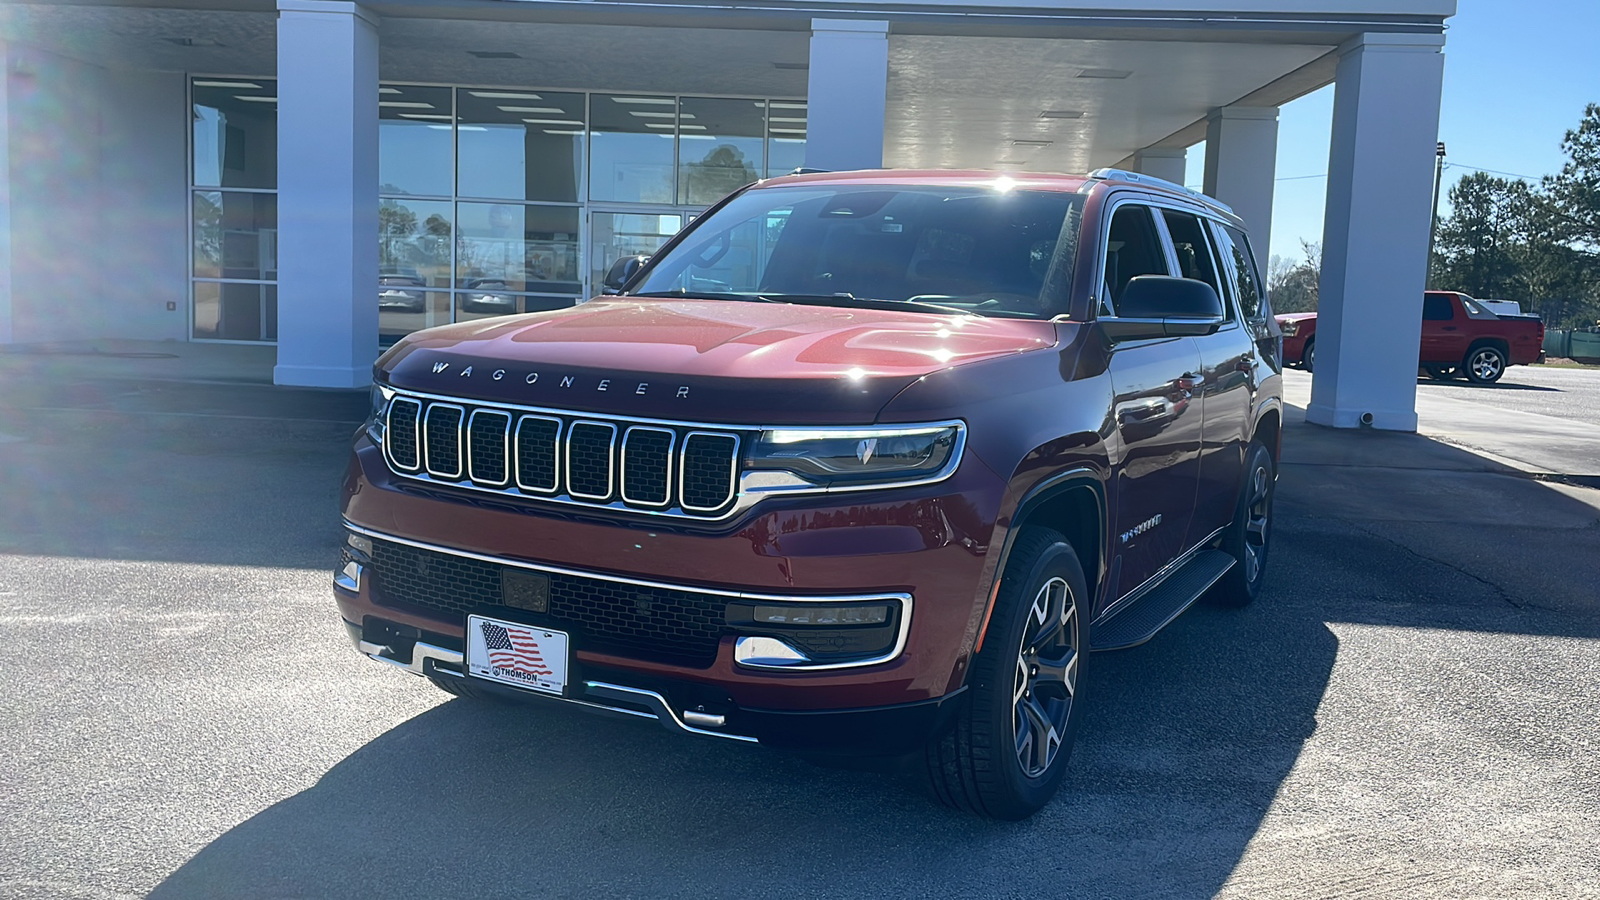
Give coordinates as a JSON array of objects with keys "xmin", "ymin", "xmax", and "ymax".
[
  {"xmin": 601, "ymin": 255, "xmax": 650, "ymax": 294},
  {"xmin": 1100, "ymin": 275, "xmax": 1225, "ymax": 341}
]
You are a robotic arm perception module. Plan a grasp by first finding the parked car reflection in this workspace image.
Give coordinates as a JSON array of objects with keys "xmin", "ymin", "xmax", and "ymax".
[
  {"xmin": 459, "ymin": 278, "xmax": 518, "ymax": 314},
  {"xmin": 378, "ymin": 273, "xmax": 428, "ymax": 312}
]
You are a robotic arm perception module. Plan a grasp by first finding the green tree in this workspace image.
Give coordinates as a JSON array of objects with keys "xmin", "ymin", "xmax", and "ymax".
[{"xmin": 1268, "ymin": 240, "xmax": 1321, "ymax": 314}]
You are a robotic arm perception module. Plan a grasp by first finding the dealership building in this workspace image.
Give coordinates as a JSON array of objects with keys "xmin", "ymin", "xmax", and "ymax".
[{"xmin": 0, "ymin": 0, "xmax": 1453, "ymax": 429}]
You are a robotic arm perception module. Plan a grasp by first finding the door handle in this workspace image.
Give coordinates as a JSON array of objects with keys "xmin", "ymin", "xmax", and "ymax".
[{"xmin": 1177, "ymin": 372, "xmax": 1205, "ymax": 392}]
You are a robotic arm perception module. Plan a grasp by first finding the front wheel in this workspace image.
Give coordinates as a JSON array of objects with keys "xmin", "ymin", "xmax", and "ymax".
[
  {"xmin": 925, "ymin": 527, "xmax": 1087, "ymax": 820},
  {"xmin": 1209, "ymin": 441, "xmax": 1275, "ymax": 608},
  {"xmin": 1464, "ymin": 345, "xmax": 1507, "ymax": 384}
]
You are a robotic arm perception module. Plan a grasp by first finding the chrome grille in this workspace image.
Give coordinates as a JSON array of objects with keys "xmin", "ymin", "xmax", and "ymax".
[{"xmin": 382, "ymin": 391, "xmax": 743, "ymax": 518}]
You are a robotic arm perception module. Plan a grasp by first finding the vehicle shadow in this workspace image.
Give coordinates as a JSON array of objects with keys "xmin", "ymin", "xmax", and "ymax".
[{"xmin": 1415, "ymin": 377, "xmax": 1561, "ymax": 392}]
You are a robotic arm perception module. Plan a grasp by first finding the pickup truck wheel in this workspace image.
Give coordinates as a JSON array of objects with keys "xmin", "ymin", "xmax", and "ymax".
[
  {"xmin": 1209, "ymin": 441, "xmax": 1275, "ymax": 608},
  {"xmin": 1302, "ymin": 339, "xmax": 1315, "ymax": 372},
  {"xmin": 924, "ymin": 527, "xmax": 1085, "ymax": 820},
  {"xmin": 1464, "ymin": 345, "xmax": 1507, "ymax": 384}
]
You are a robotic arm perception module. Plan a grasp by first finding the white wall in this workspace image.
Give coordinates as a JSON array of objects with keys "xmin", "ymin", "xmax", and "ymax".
[
  {"xmin": 0, "ymin": 42, "xmax": 13, "ymax": 344},
  {"xmin": 4, "ymin": 44, "xmax": 186, "ymax": 344}
]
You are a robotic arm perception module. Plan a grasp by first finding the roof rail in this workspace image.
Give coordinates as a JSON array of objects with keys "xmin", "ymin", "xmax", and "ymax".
[{"xmin": 1088, "ymin": 167, "xmax": 1235, "ymax": 215}]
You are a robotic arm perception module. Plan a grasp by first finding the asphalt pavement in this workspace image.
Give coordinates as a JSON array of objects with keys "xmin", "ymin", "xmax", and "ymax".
[{"xmin": 1, "ymin": 362, "xmax": 1598, "ymax": 899}]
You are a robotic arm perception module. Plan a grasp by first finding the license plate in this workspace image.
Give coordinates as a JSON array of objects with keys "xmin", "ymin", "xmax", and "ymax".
[{"xmin": 466, "ymin": 615, "xmax": 569, "ymax": 696}]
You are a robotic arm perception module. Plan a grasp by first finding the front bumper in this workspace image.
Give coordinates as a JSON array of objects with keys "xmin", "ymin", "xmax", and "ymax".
[{"xmin": 338, "ymin": 434, "xmax": 1003, "ymax": 750}]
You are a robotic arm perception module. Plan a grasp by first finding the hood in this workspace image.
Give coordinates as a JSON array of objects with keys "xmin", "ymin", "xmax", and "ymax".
[
  {"xmin": 379, "ymin": 298, "xmax": 1057, "ymax": 425},
  {"xmin": 1274, "ymin": 312, "xmax": 1317, "ymax": 322}
]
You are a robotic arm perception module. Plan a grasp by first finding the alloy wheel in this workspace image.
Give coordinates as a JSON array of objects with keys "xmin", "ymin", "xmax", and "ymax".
[
  {"xmin": 1243, "ymin": 463, "xmax": 1272, "ymax": 582},
  {"xmin": 1470, "ymin": 348, "xmax": 1503, "ymax": 382},
  {"xmin": 1013, "ymin": 576, "xmax": 1079, "ymax": 779}
]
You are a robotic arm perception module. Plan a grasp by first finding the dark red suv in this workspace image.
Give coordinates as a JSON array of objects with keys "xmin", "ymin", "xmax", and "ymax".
[{"xmin": 336, "ymin": 169, "xmax": 1284, "ymax": 819}]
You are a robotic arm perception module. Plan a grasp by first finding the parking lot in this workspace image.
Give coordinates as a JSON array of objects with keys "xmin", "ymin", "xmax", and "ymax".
[{"xmin": 2, "ymin": 362, "xmax": 1598, "ymax": 899}]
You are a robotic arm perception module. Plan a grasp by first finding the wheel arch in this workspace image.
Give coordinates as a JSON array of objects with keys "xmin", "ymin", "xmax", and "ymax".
[{"xmin": 1252, "ymin": 401, "xmax": 1283, "ymax": 463}]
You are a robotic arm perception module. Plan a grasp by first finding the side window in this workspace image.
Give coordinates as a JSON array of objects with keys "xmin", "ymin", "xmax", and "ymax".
[
  {"xmin": 1161, "ymin": 210, "xmax": 1227, "ymax": 317},
  {"xmin": 1423, "ymin": 293, "xmax": 1455, "ymax": 320},
  {"xmin": 1218, "ymin": 224, "xmax": 1265, "ymax": 323},
  {"xmin": 1103, "ymin": 205, "xmax": 1170, "ymax": 314}
]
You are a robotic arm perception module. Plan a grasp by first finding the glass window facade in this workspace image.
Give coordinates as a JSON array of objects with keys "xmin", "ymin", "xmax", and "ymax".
[{"xmin": 190, "ymin": 76, "xmax": 805, "ymax": 343}]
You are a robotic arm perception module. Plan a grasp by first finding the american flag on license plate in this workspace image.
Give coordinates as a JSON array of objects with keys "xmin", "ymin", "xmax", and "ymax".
[{"xmin": 479, "ymin": 620, "xmax": 553, "ymax": 678}]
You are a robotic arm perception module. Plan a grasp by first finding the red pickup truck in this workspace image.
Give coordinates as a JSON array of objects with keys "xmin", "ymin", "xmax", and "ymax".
[{"xmin": 1276, "ymin": 291, "xmax": 1544, "ymax": 384}]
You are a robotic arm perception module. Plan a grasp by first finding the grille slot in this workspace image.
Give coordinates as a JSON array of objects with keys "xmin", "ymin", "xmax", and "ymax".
[
  {"xmin": 567, "ymin": 421, "xmax": 616, "ymax": 500},
  {"xmin": 424, "ymin": 404, "xmax": 464, "ymax": 479},
  {"xmin": 681, "ymin": 432, "xmax": 739, "ymax": 512},
  {"xmin": 367, "ymin": 538, "xmax": 727, "ymax": 667},
  {"xmin": 386, "ymin": 398, "xmax": 422, "ymax": 471},
  {"xmin": 381, "ymin": 392, "xmax": 746, "ymax": 518},
  {"xmin": 621, "ymin": 427, "xmax": 674, "ymax": 507},
  {"xmin": 467, "ymin": 410, "xmax": 511, "ymax": 486},
  {"xmin": 514, "ymin": 415, "xmax": 561, "ymax": 493}
]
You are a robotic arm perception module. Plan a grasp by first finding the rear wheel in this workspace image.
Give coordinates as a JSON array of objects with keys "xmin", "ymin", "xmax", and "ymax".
[
  {"xmin": 925, "ymin": 528, "xmax": 1086, "ymax": 820},
  {"xmin": 1302, "ymin": 339, "xmax": 1315, "ymax": 372},
  {"xmin": 1464, "ymin": 345, "xmax": 1507, "ymax": 384},
  {"xmin": 1209, "ymin": 441, "xmax": 1275, "ymax": 608}
]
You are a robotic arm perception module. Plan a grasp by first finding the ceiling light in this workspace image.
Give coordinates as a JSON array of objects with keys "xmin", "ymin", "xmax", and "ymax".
[
  {"xmin": 680, "ymin": 134, "xmax": 715, "ymax": 140},
  {"xmin": 1012, "ymin": 139, "xmax": 1053, "ymax": 148},
  {"xmin": 612, "ymin": 97, "xmax": 675, "ymax": 105},
  {"xmin": 194, "ymin": 80, "xmax": 260, "ymax": 89},
  {"xmin": 628, "ymin": 111, "xmax": 676, "ymax": 118},
  {"xmin": 770, "ymin": 116, "xmax": 806, "ymax": 123},
  {"xmin": 543, "ymin": 129, "xmax": 583, "ymax": 135},
  {"xmin": 680, "ymin": 124, "xmax": 708, "ymax": 131},
  {"xmin": 1076, "ymin": 68, "xmax": 1131, "ymax": 79},
  {"xmin": 497, "ymin": 106, "xmax": 566, "ymax": 114},
  {"xmin": 772, "ymin": 137, "xmax": 806, "ymax": 143},
  {"xmin": 644, "ymin": 123, "xmax": 675, "ymax": 130},
  {"xmin": 398, "ymin": 114, "xmax": 454, "ymax": 120},
  {"xmin": 380, "ymin": 101, "xmax": 435, "ymax": 109},
  {"xmin": 770, "ymin": 128, "xmax": 807, "ymax": 135},
  {"xmin": 1039, "ymin": 110, "xmax": 1084, "ymax": 119},
  {"xmin": 234, "ymin": 96, "xmax": 277, "ymax": 103},
  {"xmin": 521, "ymin": 118, "xmax": 583, "ymax": 125},
  {"xmin": 379, "ymin": 87, "xmax": 403, "ymax": 95},
  {"xmin": 468, "ymin": 51, "xmax": 521, "ymax": 59},
  {"xmin": 771, "ymin": 102, "xmax": 807, "ymax": 109},
  {"xmin": 469, "ymin": 91, "xmax": 543, "ymax": 100}
]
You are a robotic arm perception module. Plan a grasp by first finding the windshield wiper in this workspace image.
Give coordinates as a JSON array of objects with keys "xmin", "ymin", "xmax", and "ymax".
[
  {"xmin": 629, "ymin": 289, "xmax": 788, "ymax": 303},
  {"xmin": 761, "ymin": 293, "xmax": 975, "ymax": 316}
]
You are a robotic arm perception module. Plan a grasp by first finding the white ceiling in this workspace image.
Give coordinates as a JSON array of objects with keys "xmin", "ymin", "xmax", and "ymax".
[{"xmin": 2, "ymin": 4, "xmax": 1344, "ymax": 172}]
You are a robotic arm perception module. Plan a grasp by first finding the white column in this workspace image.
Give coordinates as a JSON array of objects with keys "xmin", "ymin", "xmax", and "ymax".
[
  {"xmin": 0, "ymin": 40, "xmax": 13, "ymax": 344},
  {"xmin": 1132, "ymin": 146, "xmax": 1187, "ymax": 185},
  {"xmin": 274, "ymin": 0, "xmax": 378, "ymax": 388},
  {"xmin": 1203, "ymin": 105, "xmax": 1279, "ymax": 264},
  {"xmin": 1307, "ymin": 33, "xmax": 1445, "ymax": 432},
  {"xmin": 805, "ymin": 19, "xmax": 888, "ymax": 171}
]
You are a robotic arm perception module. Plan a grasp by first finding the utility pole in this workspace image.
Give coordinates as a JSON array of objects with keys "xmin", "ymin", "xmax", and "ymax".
[{"xmin": 1426, "ymin": 141, "xmax": 1446, "ymax": 289}]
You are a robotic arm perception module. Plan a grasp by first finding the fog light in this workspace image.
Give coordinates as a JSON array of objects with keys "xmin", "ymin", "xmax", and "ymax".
[{"xmin": 752, "ymin": 604, "xmax": 889, "ymax": 626}]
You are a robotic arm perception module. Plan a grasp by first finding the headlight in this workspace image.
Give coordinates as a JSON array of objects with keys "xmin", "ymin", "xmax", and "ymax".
[
  {"xmin": 366, "ymin": 383, "xmax": 395, "ymax": 444},
  {"xmin": 1279, "ymin": 320, "xmax": 1298, "ymax": 337},
  {"xmin": 746, "ymin": 423, "xmax": 962, "ymax": 488}
]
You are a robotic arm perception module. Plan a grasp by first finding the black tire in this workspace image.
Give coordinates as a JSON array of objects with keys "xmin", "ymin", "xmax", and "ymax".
[
  {"xmin": 1302, "ymin": 339, "xmax": 1315, "ymax": 372},
  {"xmin": 1209, "ymin": 441, "xmax": 1275, "ymax": 608},
  {"xmin": 1424, "ymin": 365, "xmax": 1457, "ymax": 381},
  {"xmin": 1463, "ymin": 344, "xmax": 1507, "ymax": 384},
  {"xmin": 924, "ymin": 527, "xmax": 1087, "ymax": 820}
]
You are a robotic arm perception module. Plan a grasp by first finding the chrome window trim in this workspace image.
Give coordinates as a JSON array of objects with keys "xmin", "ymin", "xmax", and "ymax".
[
  {"xmin": 513, "ymin": 414, "xmax": 563, "ymax": 494},
  {"xmin": 620, "ymin": 425, "xmax": 676, "ymax": 508},
  {"xmin": 565, "ymin": 420, "xmax": 618, "ymax": 500},
  {"xmin": 384, "ymin": 397, "xmax": 423, "ymax": 472},
  {"xmin": 466, "ymin": 408, "xmax": 512, "ymax": 487},
  {"xmin": 679, "ymin": 430, "xmax": 741, "ymax": 514},
  {"xmin": 344, "ymin": 520, "xmax": 912, "ymax": 672},
  {"xmin": 422, "ymin": 403, "xmax": 465, "ymax": 479}
]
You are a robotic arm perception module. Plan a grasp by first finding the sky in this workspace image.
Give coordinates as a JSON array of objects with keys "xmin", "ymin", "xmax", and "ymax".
[{"xmin": 1184, "ymin": 0, "xmax": 1600, "ymax": 269}]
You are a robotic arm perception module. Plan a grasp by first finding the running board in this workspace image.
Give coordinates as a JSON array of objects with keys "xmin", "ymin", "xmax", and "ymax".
[{"xmin": 1089, "ymin": 549, "xmax": 1235, "ymax": 651}]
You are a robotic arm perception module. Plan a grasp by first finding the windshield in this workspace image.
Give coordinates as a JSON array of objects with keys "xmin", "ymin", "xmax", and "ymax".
[{"xmin": 629, "ymin": 184, "xmax": 1085, "ymax": 319}]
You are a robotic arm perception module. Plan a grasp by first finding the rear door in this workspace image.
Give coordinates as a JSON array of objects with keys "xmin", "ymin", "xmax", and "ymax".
[
  {"xmin": 1420, "ymin": 292, "xmax": 1466, "ymax": 363},
  {"xmin": 1102, "ymin": 201, "xmax": 1204, "ymax": 604}
]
